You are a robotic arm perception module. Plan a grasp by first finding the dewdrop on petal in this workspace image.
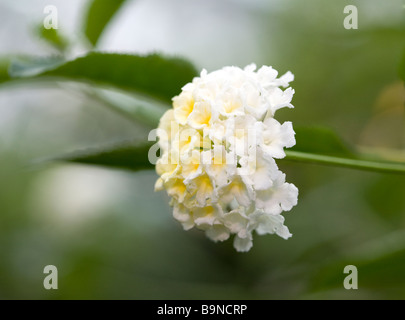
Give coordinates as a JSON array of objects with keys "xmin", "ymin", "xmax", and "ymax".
[{"xmin": 154, "ymin": 64, "xmax": 298, "ymax": 252}]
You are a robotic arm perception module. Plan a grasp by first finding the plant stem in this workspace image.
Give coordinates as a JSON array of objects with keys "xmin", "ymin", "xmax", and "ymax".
[{"xmin": 284, "ymin": 150, "xmax": 405, "ymax": 174}]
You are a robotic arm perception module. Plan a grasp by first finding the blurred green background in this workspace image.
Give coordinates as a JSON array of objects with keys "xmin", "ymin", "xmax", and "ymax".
[{"xmin": 0, "ymin": 0, "xmax": 405, "ymax": 299}]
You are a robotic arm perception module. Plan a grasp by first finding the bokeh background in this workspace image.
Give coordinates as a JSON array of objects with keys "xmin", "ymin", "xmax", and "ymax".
[{"xmin": 0, "ymin": 0, "xmax": 404, "ymax": 299}]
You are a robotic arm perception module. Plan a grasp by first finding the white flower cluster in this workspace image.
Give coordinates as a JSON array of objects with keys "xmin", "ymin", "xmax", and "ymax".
[{"xmin": 155, "ymin": 64, "xmax": 298, "ymax": 252}]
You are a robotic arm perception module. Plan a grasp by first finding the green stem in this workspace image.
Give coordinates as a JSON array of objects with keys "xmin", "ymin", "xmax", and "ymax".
[{"xmin": 284, "ymin": 150, "xmax": 405, "ymax": 174}]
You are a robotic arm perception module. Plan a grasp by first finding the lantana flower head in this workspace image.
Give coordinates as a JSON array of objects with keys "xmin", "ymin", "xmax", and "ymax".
[{"xmin": 155, "ymin": 64, "xmax": 298, "ymax": 252}]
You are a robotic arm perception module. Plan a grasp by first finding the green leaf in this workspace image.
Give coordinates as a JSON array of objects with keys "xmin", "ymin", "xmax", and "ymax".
[
  {"xmin": 310, "ymin": 230, "xmax": 405, "ymax": 294},
  {"xmin": 9, "ymin": 56, "xmax": 65, "ymax": 77},
  {"xmin": 84, "ymin": 0, "xmax": 128, "ymax": 46},
  {"xmin": 37, "ymin": 25, "xmax": 69, "ymax": 52},
  {"xmin": 9, "ymin": 52, "xmax": 198, "ymax": 104},
  {"xmin": 0, "ymin": 58, "xmax": 11, "ymax": 83},
  {"xmin": 48, "ymin": 141, "xmax": 155, "ymax": 171},
  {"xmin": 365, "ymin": 175, "xmax": 405, "ymax": 223},
  {"xmin": 90, "ymin": 88, "xmax": 166, "ymax": 127},
  {"xmin": 400, "ymin": 48, "xmax": 405, "ymax": 82}
]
